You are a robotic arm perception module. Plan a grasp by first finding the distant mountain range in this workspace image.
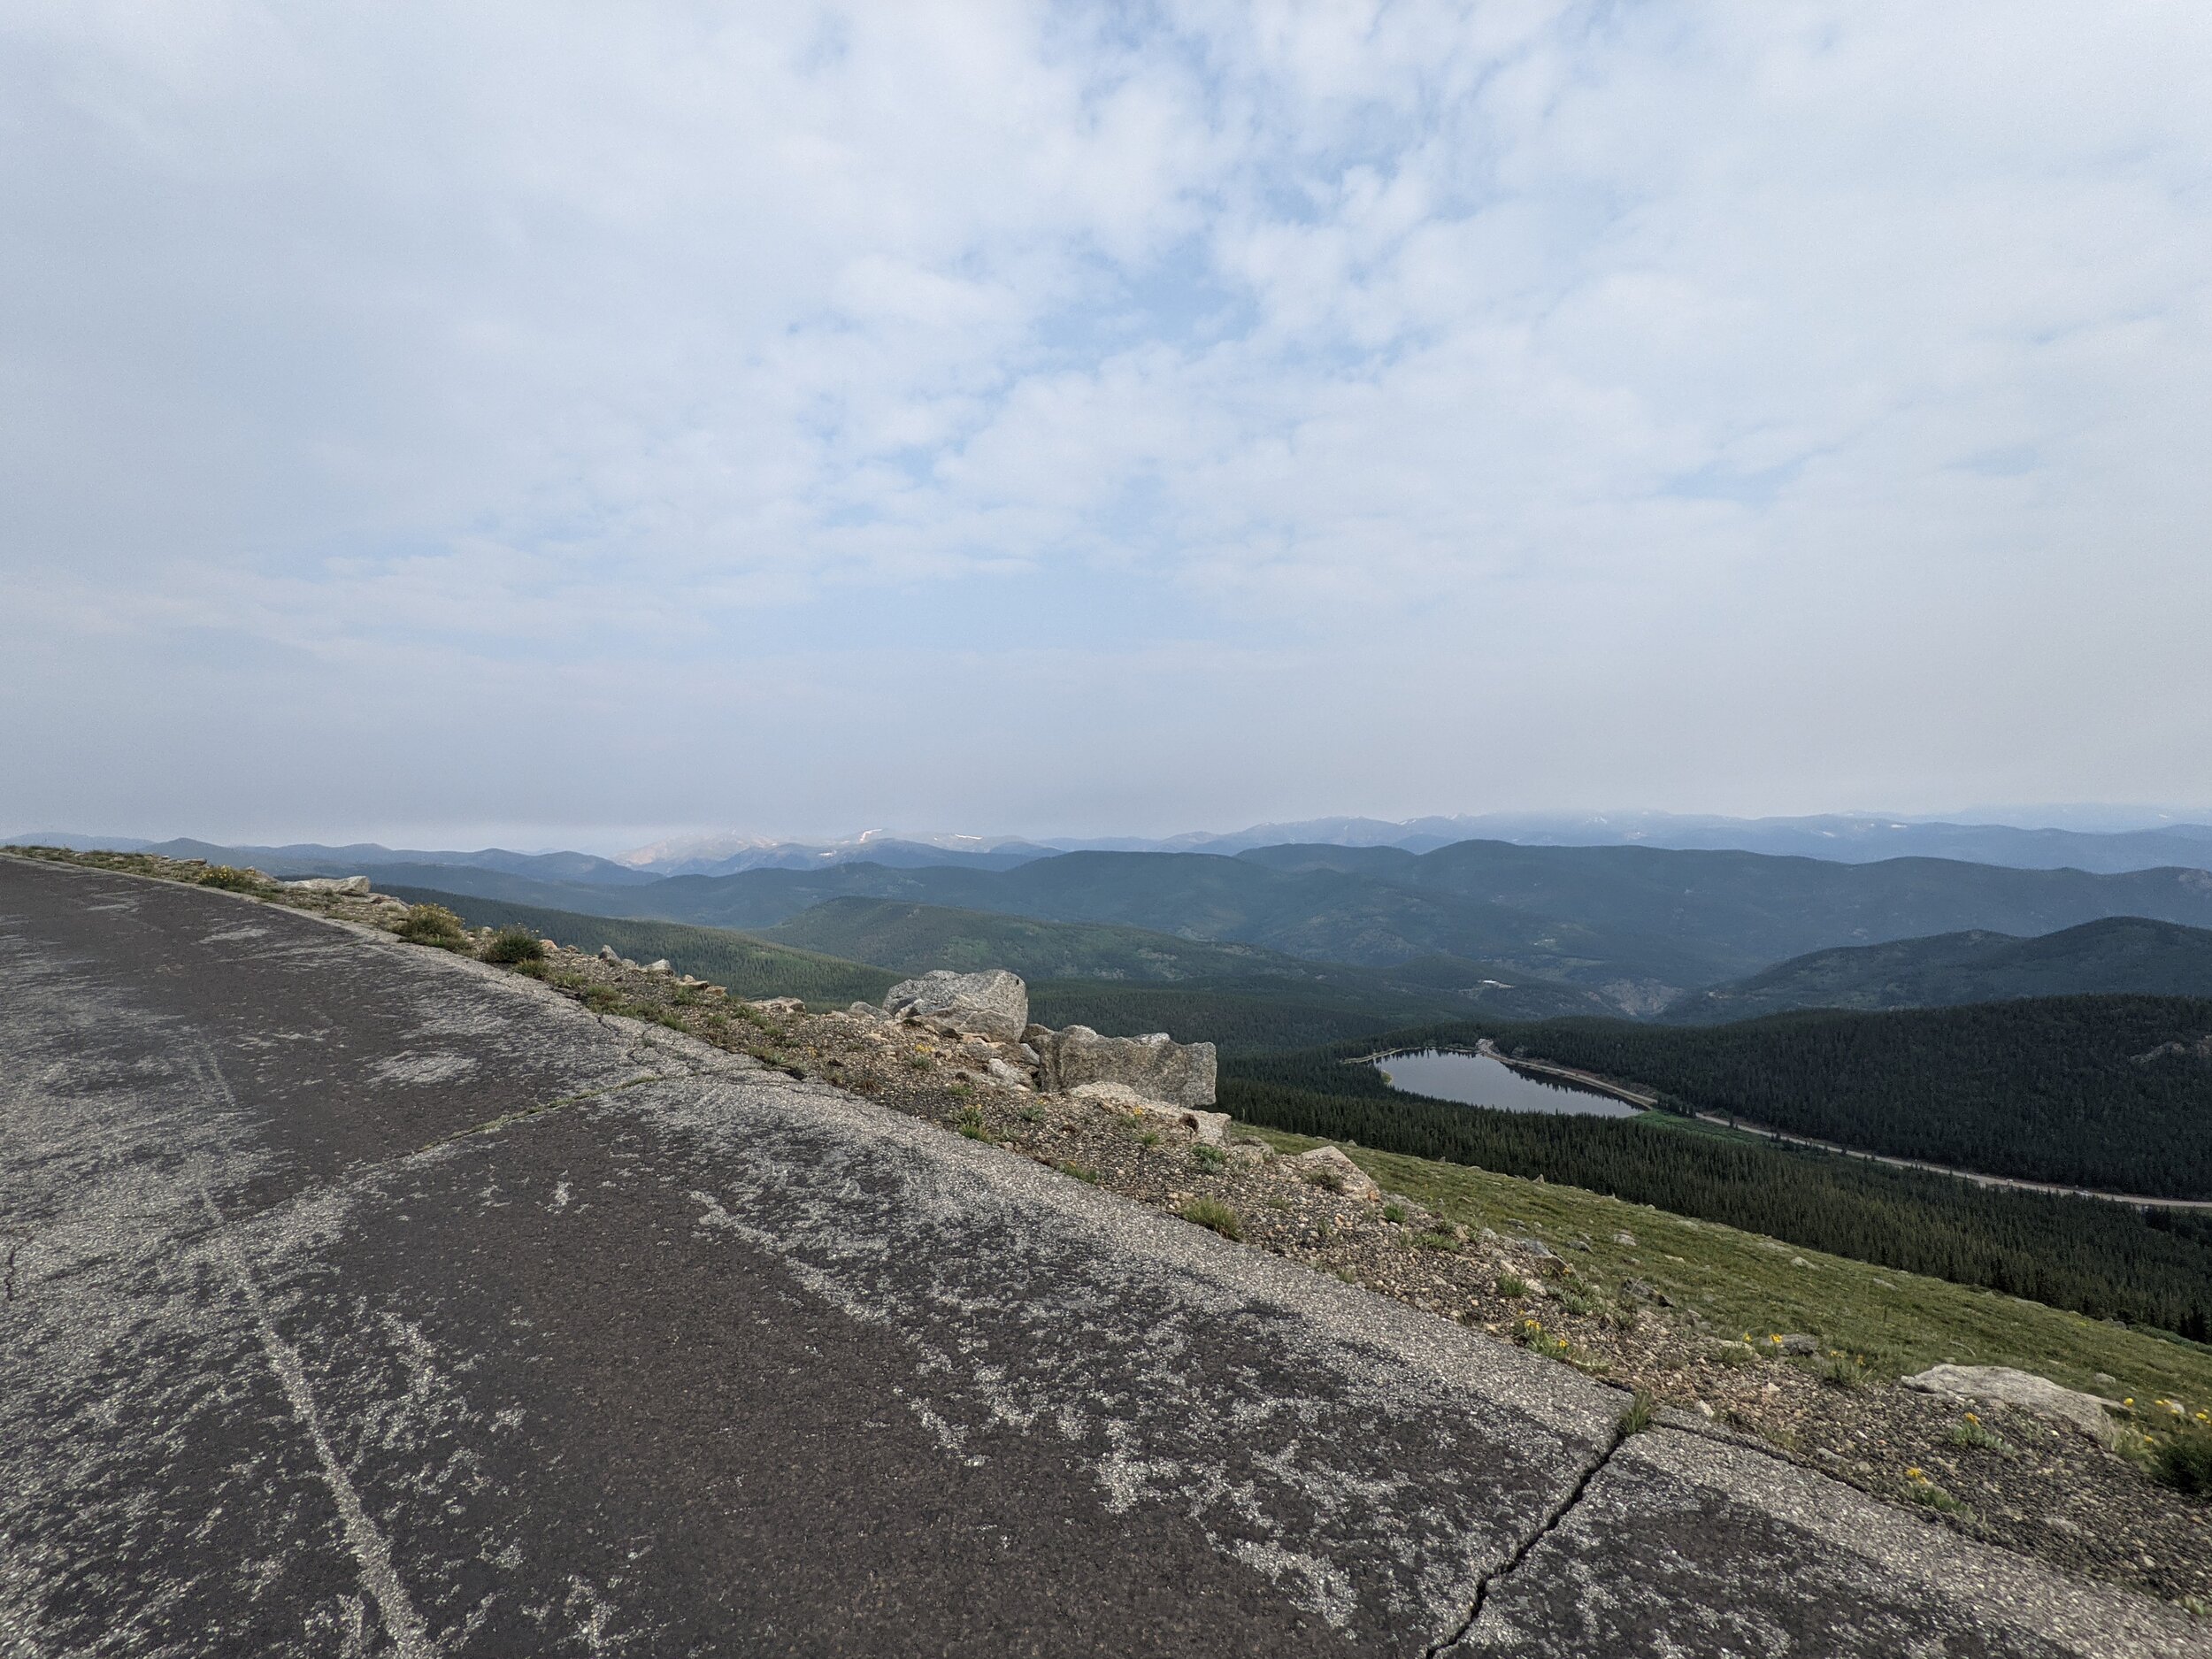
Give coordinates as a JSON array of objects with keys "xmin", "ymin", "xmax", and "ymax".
[
  {"xmin": 1050, "ymin": 811, "xmax": 2212, "ymax": 873},
  {"xmin": 1660, "ymin": 917, "xmax": 2212, "ymax": 1022},
  {"xmin": 611, "ymin": 830, "xmax": 1056, "ymax": 876},
  {"xmin": 20, "ymin": 810, "xmax": 2212, "ymax": 880},
  {"xmin": 236, "ymin": 839, "xmax": 2212, "ymax": 1011},
  {"xmin": 21, "ymin": 824, "xmax": 2212, "ymax": 1016},
  {"xmin": 7, "ymin": 836, "xmax": 661, "ymax": 887}
]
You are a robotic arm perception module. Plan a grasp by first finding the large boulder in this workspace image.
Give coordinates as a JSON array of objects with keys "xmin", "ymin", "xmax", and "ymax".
[
  {"xmin": 284, "ymin": 875, "xmax": 371, "ymax": 895},
  {"xmin": 1068, "ymin": 1081, "xmax": 1230, "ymax": 1147},
  {"xmin": 1901, "ymin": 1364, "xmax": 2123, "ymax": 1443},
  {"xmin": 881, "ymin": 969, "xmax": 1029, "ymax": 1041},
  {"xmin": 1028, "ymin": 1024, "xmax": 1217, "ymax": 1109}
]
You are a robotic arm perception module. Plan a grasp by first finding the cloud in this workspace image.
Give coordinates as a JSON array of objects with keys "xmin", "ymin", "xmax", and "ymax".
[{"xmin": 3, "ymin": 2, "xmax": 2209, "ymax": 839}]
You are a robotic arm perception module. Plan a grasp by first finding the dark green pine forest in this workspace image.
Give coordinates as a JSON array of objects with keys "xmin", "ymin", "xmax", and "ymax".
[
  {"xmin": 1224, "ymin": 1043, "xmax": 2212, "ymax": 1342},
  {"xmin": 1483, "ymin": 995, "xmax": 2212, "ymax": 1199}
]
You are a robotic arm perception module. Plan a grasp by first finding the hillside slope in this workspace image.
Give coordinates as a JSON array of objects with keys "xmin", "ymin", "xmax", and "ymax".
[
  {"xmin": 388, "ymin": 887, "xmax": 900, "ymax": 1006},
  {"xmin": 1489, "ymin": 995, "xmax": 2212, "ymax": 1200},
  {"xmin": 758, "ymin": 895, "xmax": 1331, "ymax": 982},
  {"xmin": 1225, "ymin": 1036, "xmax": 2212, "ymax": 1337},
  {"xmin": 1664, "ymin": 917, "xmax": 2212, "ymax": 1021}
]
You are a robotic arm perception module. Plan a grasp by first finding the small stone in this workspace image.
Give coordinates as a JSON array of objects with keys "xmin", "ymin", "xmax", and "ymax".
[
  {"xmin": 1694, "ymin": 1401, "xmax": 1716, "ymax": 1419},
  {"xmin": 645, "ymin": 959, "xmax": 672, "ymax": 974},
  {"xmin": 540, "ymin": 940, "xmax": 560, "ymax": 952},
  {"xmin": 985, "ymin": 1057, "xmax": 1032, "ymax": 1088},
  {"xmin": 1292, "ymin": 1145, "xmax": 1381, "ymax": 1201},
  {"xmin": 1777, "ymin": 1333, "xmax": 1818, "ymax": 1356},
  {"xmin": 1612, "ymin": 1231, "xmax": 1637, "ymax": 1247},
  {"xmin": 598, "ymin": 945, "xmax": 618, "ymax": 962}
]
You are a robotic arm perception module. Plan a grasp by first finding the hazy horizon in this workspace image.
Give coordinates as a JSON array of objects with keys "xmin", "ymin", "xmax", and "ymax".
[
  {"xmin": 15, "ymin": 803, "xmax": 2212, "ymax": 864},
  {"xmin": 6, "ymin": 7, "xmax": 2208, "ymax": 838}
]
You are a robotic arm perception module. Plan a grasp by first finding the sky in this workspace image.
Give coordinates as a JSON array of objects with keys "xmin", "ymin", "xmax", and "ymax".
[{"xmin": 5, "ymin": 2, "xmax": 2209, "ymax": 849}]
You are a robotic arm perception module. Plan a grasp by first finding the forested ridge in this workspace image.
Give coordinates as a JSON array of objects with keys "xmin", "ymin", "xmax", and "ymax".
[
  {"xmin": 1224, "ymin": 1046, "xmax": 2212, "ymax": 1340},
  {"xmin": 1486, "ymin": 995, "xmax": 2212, "ymax": 1199}
]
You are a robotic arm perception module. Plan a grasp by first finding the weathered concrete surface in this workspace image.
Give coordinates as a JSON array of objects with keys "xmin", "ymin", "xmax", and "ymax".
[
  {"xmin": 0, "ymin": 857, "xmax": 2198, "ymax": 1658},
  {"xmin": 1447, "ymin": 1431, "xmax": 2200, "ymax": 1658}
]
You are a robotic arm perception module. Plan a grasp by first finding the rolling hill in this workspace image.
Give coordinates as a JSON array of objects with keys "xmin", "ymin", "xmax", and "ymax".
[
  {"xmin": 292, "ymin": 841, "xmax": 2212, "ymax": 1010},
  {"xmin": 1663, "ymin": 916, "xmax": 2212, "ymax": 1021},
  {"xmin": 386, "ymin": 888, "xmax": 899, "ymax": 1007},
  {"xmin": 758, "ymin": 895, "xmax": 1320, "ymax": 982}
]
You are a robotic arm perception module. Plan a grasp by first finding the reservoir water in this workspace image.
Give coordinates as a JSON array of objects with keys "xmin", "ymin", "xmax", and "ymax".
[{"xmin": 1372, "ymin": 1048, "xmax": 1642, "ymax": 1118}]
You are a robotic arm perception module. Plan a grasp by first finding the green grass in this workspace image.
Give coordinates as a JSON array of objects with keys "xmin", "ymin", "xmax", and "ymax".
[
  {"xmin": 395, "ymin": 902, "xmax": 469, "ymax": 949},
  {"xmin": 1619, "ymin": 1391, "xmax": 1657, "ymax": 1436},
  {"xmin": 196, "ymin": 865, "xmax": 268, "ymax": 892},
  {"xmin": 1181, "ymin": 1196, "xmax": 1243, "ymax": 1240},
  {"xmin": 480, "ymin": 927, "xmax": 545, "ymax": 965},
  {"xmin": 1947, "ymin": 1414, "xmax": 2007, "ymax": 1450},
  {"xmin": 2154, "ymin": 1426, "xmax": 2212, "ymax": 1495},
  {"xmin": 1238, "ymin": 1124, "xmax": 2212, "ymax": 1409},
  {"xmin": 1903, "ymin": 1473, "xmax": 1970, "ymax": 1517}
]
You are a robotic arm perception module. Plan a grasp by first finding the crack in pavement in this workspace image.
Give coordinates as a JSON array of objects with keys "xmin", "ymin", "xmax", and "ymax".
[
  {"xmin": 1421, "ymin": 1416, "xmax": 1638, "ymax": 1657},
  {"xmin": 2, "ymin": 1234, "xmax": 22, "ymax": 1302}
]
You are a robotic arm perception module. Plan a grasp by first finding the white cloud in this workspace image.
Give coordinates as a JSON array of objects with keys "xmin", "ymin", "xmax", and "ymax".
[{"xmin": 4, "ymin": 2, "xmax": 2209, "ymax": 838}]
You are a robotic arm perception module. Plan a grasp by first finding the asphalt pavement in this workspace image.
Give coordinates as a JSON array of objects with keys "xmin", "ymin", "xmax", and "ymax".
[{"xmin": 1, "ymin": 856, "xmax": 2200, "ymax": 1656}]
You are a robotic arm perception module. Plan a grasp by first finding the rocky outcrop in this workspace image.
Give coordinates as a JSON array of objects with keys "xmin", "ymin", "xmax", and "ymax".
[
  {"xmin": 1027, "ymin": 1023, "xmax": 1217, "ymax": 1109},
  {"xmin": 283, "ymin": 875, "xmax": 371, "ymax": 895},
  {"xmin": 1068, "ymin": 1080, "xmax": 1231, "ymax": 1147},
  {"xmin": 1901, "ymin": 1364, "xmax": 2123, "ymax": 1443},
  {"xmin": 882, "ymin": 970, "xmax": 1029, "ymax": 1041}
]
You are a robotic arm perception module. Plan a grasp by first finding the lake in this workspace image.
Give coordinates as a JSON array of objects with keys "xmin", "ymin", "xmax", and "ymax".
[{"xmin": 1372, "ymin": 1048, "xmax": 1643, "ymax": 1118}]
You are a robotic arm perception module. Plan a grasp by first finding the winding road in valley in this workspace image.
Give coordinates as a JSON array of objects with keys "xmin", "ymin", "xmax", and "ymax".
[
  {"xmin": 1680, "ymin": 1113, "xmax": 2212, "ymax": 1212},
  {"xmin": 1, "ymin": 856, "xmax": 2195, "ymax": 1657}
]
